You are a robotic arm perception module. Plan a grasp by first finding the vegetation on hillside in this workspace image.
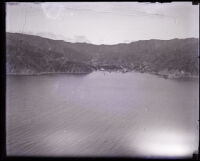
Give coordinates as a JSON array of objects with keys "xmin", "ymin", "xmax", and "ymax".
[{"xmin": 6, "ymin": 32, "xmax": 199, "ymax": 78}]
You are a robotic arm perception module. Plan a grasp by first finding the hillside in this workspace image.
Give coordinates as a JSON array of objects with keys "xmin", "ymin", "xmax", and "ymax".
[{"xmin": 6, "ymin": 32, "xmax": 199, "ymax": 78}]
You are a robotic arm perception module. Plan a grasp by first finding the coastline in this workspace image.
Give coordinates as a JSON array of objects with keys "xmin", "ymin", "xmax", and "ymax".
[
  {"xmin": 6, "ymin": 70, "xmax": 199, "ymax": 79},
  {"xmin": 6, "ymin": 71, "xmax": 92, "ymax": 76}
]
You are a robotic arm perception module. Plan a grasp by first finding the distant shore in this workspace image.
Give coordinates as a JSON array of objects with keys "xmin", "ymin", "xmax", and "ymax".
[
  {"xmin": 6, "ymin": 71, "xmax": 92, "ymax": 76},
  {"xmin": 153, "ymin": 73, "xmax": 199, "ymax": 79},
  {"xmin": 6, "ymin": 70, "xmax": 199, "ymax": 80}
]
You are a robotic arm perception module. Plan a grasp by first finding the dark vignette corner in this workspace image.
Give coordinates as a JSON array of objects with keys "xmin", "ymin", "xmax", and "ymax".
[{"xmin": 0, "ymin": 1, "xmax": 6, "ymax": 161}]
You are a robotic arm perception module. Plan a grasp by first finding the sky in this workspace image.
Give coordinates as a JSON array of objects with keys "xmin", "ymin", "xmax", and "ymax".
[{"xmin": 6, "ymin": 2, "xmax": 199, "ymax": 45}]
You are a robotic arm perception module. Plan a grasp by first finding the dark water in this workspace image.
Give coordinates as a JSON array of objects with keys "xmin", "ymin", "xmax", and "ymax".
[{"xmin": 6, "ymin": 71, "xmax": 199, "ymax": 157}]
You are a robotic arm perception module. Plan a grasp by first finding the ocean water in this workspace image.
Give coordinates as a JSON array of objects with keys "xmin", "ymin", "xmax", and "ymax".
[{"xmin": 6, "ymin": 71, "xmax": 199, "ymax": 157}]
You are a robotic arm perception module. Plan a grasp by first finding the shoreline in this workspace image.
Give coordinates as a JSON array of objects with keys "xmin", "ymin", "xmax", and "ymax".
[
  {"xmin": 6, "ymin": 72, "xmax": 92, "ymax": 76},
  {"xmin": 6, "ymin": 70, "xmax": 199, "ymax": 79}
]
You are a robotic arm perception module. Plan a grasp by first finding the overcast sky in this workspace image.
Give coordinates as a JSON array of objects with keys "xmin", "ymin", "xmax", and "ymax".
[{"xmin": 6, "ymin": 2, "xmax": 199, "ymax": 44}]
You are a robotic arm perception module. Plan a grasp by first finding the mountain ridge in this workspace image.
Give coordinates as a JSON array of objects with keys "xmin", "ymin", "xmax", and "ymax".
[{"xmin": 6, "ymin": 32, "xmax": 198, "ymax": 46}]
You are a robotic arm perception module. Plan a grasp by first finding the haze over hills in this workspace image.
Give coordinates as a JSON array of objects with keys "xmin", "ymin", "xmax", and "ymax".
[{"xmin": 6, "ymin": 32, "xmax": 199, "ymax": 78}]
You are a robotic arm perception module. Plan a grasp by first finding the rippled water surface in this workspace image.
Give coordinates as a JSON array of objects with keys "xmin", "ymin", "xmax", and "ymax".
[{"xmin": 6, "ymin": 71, "xmax": 199, "ymax": 157}]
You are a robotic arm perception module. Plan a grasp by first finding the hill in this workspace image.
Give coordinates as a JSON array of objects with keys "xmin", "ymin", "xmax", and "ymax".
[{"xmin": 6, "ymin": 32, "xmax": 199, "ymax": 78}]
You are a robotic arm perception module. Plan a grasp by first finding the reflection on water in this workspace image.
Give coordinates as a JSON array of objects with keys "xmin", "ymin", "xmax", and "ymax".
[
  {"xmin": 6, "ymin": 71, "xmax": 199, "ymax": 157},
  {"xmin": 128, "ymin": 128, "xmax": 197, "ymax": 158}
]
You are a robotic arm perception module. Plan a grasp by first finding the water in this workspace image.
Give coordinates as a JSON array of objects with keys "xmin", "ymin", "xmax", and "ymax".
[{"xmin": 6, "ymin": 71, "xmax": 199, "ymax": 157}]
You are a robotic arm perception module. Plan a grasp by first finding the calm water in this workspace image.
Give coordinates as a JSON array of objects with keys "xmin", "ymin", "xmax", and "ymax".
[{"xmin": 6, "ymin": 71, "xmax": 199, "ymax": 157}]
